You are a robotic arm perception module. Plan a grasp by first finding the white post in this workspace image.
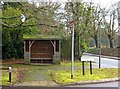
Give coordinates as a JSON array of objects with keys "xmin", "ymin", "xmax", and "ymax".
[
  {"xmin": 70, "ymin": 19, "xmax": 74, "ymax": 79},
  {"xmin": 72, "ymin": 24, "xmax": 74, "ymax": 79}
]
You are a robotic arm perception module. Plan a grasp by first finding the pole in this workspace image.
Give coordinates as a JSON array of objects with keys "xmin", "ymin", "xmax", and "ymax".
[
  {"xmin": 98, "ymin": 22, "xmax": 101, "ymax": 69},
  {"xmin": 9, "ymin": 67, "xmax": 12, "ymax": 83},
  {"xmin": 82, "ymin": 61, "xmax": 85, "ymax": 75},
  {"xmin": 90, "ymin": 61, "xmax": 92, "ymax": 75},
  {"xmin": 99, "ymin": 53, "xmax": 101, "ymax": 69},
  {"xmin": 71, "ymin": 22, "xmax": 74, "ymax": 79}
]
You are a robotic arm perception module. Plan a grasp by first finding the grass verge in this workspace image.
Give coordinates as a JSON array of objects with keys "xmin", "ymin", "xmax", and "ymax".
[
  {"xmin": 49, "ymin": 68, "xmax": 120, "ymax": 84},
  {"xmin": 1, "ymin": 70, "xmax": 17, "ymax": 86},
  {"xmin": 60, "ymin": 60, "xmax": 89, "ymax": 66}
]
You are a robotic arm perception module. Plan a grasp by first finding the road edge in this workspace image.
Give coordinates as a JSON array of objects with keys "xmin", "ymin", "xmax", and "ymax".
[{"xmin": 62, "ymin": 77, "xmax": 120, "ymax": 86}]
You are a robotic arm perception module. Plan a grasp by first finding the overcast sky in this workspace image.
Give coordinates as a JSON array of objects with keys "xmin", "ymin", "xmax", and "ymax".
[
  {"xmin": 86, "ymin": 0, "xmax": 120, "ymax": 8},
  {"xmin": 44, "ymin": 0, "xmax": 120, "ymax": 8}
]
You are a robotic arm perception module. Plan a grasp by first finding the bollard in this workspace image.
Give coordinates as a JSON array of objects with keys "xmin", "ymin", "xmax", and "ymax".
[{"xmin": 8, "ymin": 67, "xmax": 12, "ymax": 83}]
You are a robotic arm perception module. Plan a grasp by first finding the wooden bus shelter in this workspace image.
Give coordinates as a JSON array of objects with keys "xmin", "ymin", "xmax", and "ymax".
[{"xmin": 23, "ymin": 34, "xmax": 61, "ymax": 64}]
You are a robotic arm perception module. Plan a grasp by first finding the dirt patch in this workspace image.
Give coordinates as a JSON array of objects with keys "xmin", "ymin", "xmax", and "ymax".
[
  {"xmin": 2, "ymin": 59, "xmax": 24, "ymax": 64},
  {"xmin": 13, "ymin": 69, "xmax": 26, "ymax": 83}
]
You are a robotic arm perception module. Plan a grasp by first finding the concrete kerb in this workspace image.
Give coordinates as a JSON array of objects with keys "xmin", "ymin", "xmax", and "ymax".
[{"xmin": 62, "ymin": 77, "xmax": 120, "ymax": 86}]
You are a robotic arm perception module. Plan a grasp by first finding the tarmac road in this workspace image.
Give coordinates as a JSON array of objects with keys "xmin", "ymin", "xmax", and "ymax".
[
  {"xmin": 83, "ymin": 53, "xmax": 120, "ymax": 68},
  {"xmin": 66, "ymin": 81, "xmax": 119, "ymax": 87}
]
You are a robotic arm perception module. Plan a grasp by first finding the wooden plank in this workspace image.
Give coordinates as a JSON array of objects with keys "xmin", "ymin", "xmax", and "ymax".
[
  {"xmin": 29, "ymin": 40, "xmax": 31, "ymax": 59},
  {"xmin": 30, "ymin": 63, "xmax": 52, "ymax": 65},
  {"xmin": 31, "ymin": 58, "xmax": 52, "ymax": 59}
]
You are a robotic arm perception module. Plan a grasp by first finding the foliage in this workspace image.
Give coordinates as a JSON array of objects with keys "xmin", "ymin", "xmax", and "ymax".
[
  {"xmin": 61, "ymin": 37, "xmax": 88, "ymax": 59},
  {"xmin": 2, "ymin": 6, "xmax": 24, "ymax": 59},
  {"xmin": 80, "ymin": 39, "xmax": 88, "ymax": 53},
  {"xmin": 2, "ymin": 2, "xmax": 62, "ymax": 59},
  {"xmin": 61, "ymin": 38, "xmax": 71, "ymax": 59}
]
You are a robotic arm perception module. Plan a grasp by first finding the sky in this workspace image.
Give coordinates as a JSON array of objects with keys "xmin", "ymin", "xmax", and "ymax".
[
  {"xmin": 44, "ymin": 0, "xmax": 120, "ymax": 9},
  {"xmin": 85, "ymin": 0, "xmax": 120, "ymax": 8},
  {"xmin": 28, "ymin": 0, "xmax": 120, "ymax": 9}
]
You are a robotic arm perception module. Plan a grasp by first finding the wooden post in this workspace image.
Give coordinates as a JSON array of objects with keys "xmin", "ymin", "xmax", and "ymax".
[
  {"xmin": 90, "ymin": 61, "xmax": 92, "ymax": 75},
  {"xmin": 29, "ymin": 40, "xmax": 35, "ymax": 59},
  {"xmin": 29, "ymin": 40, "xmax": 31, "ymax": 59},
  {"xmin": 82, "ymin": 61, "xmax": 85, "ymax": 75},
  {"xmin": 59, "ymin": 40, "xmax": 61, "ymax": 54},
  {"xmin": 54, "ymin": 40, "xmax": 56, "ymax": 55},
  {"xmin": 9, "ymin": 67, "xmax": 12, "ymax": 82}
]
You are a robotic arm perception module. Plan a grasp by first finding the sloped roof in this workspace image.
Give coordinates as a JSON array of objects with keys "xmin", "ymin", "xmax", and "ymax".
[{"xmin": 23, "ymin": 34, "xmax": 61, "ymax": 40}]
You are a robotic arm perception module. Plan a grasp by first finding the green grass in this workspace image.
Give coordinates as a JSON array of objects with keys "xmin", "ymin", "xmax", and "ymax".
[
  {"xmin": 1, "ymin": 63, "xmax": 39, "ymax": 86},
  {"xmin": 23, "ymin": 34, "xmax": 61, "ymax": 40},
  {"xmin": 60, "ymin": 60, "xmax": 89, "ymax": 66},
  {"xmin": 1, "ymin": 70, "xmax": 17, "ymax": 85},
  {"xmin": 49, "ymin": 68, "xmax": 120, "ymax": 84}
]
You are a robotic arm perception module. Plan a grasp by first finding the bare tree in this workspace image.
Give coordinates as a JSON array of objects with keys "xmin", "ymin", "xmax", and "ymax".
[{"xmin": 104, "ymin": 7, "xmax": 118, "ymax": 48}]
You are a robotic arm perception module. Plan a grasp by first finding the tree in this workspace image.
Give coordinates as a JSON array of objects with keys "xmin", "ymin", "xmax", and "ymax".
[
  {"xmin": 104, "ymin": 9, "xmax": 117, "ymax": 48},
  {"xmin": 1, "ymin": 2, "xmax": 61, "ymax": 59},
  {"xmin": 2, "ymin": 5, "xmax": 24, "ymax": 59},
  {"xmin": 64, "ymin": 1, "xmax": 89, "ymax": 60},
  {"xmin": 86, "ymin": 4, "xmax": 106, "ymax": 48}
]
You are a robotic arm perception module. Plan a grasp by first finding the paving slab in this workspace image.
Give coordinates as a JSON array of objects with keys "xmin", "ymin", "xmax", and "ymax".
[{"xmin": 15, "ymin": 81, "xmax": 58, "ymax": 87}]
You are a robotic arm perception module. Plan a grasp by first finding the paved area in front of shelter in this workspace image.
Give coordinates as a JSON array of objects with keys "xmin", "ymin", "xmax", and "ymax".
[
  {"xmin": 15, "ymin": 81, "xmax": 58, "ymax": 87},
  {"xmin": 14, "ymin": 64, "xmax": 82, "ymax": 87}
]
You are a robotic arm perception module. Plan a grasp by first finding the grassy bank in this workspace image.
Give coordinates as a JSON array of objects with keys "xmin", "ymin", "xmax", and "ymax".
[
  {"xmin": 88, "ymin": 48, "xmax": 120, "ymax": 57},
  {"xmin": 49, "ymin": 68, "xmax": 120, "ymax": 84}
]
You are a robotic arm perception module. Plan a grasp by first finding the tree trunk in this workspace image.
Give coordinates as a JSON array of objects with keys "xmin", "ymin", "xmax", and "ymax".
[
  {"xmin": 108, "ymin": 35, "xmax": 114, "ymax": 48},
  {"xmin": 109, "ymin": 38, "xmax": 114, "ymax": 48},
  {"xmin": 78, "ymin": 34, "xmax": 81, "ymax": 61},
  {"xmin": 94, "ymin": 35, "xmax": 98, "ymax": 48}
]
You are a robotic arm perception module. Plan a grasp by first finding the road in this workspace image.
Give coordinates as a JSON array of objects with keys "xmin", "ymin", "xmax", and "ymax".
[
  {"xmin": 67, "ymin": 81, "xmax": 119, "ymax": 87},
  {"xmin": 83, "ymin": 53, "xmax": 120, "ymax": 68}
]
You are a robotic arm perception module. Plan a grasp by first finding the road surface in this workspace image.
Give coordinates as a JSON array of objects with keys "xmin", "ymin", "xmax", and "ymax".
[
  {"xmin": 83, "ymin": 53, "xmax": 120, "ymax": 68},
  {"xmin": 66, "ymin": 81, "xmax": 119, "ymax": 88}
]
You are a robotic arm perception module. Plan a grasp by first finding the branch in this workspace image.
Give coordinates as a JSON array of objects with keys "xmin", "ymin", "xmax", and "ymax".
[
  {"xmin": 0, "ymin": 15, "xmax": 21, "ymax": 19},
  {"xmin": 1, "ymin": 22, "xmax": 58, "ymax": 28},
  {"xmin": 1, "ymin": 22, "xmax": 23, "ymax": 28},
  {"xmin": 22, "ymin": 24, "xmax": 58, "ymax": 28}
]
